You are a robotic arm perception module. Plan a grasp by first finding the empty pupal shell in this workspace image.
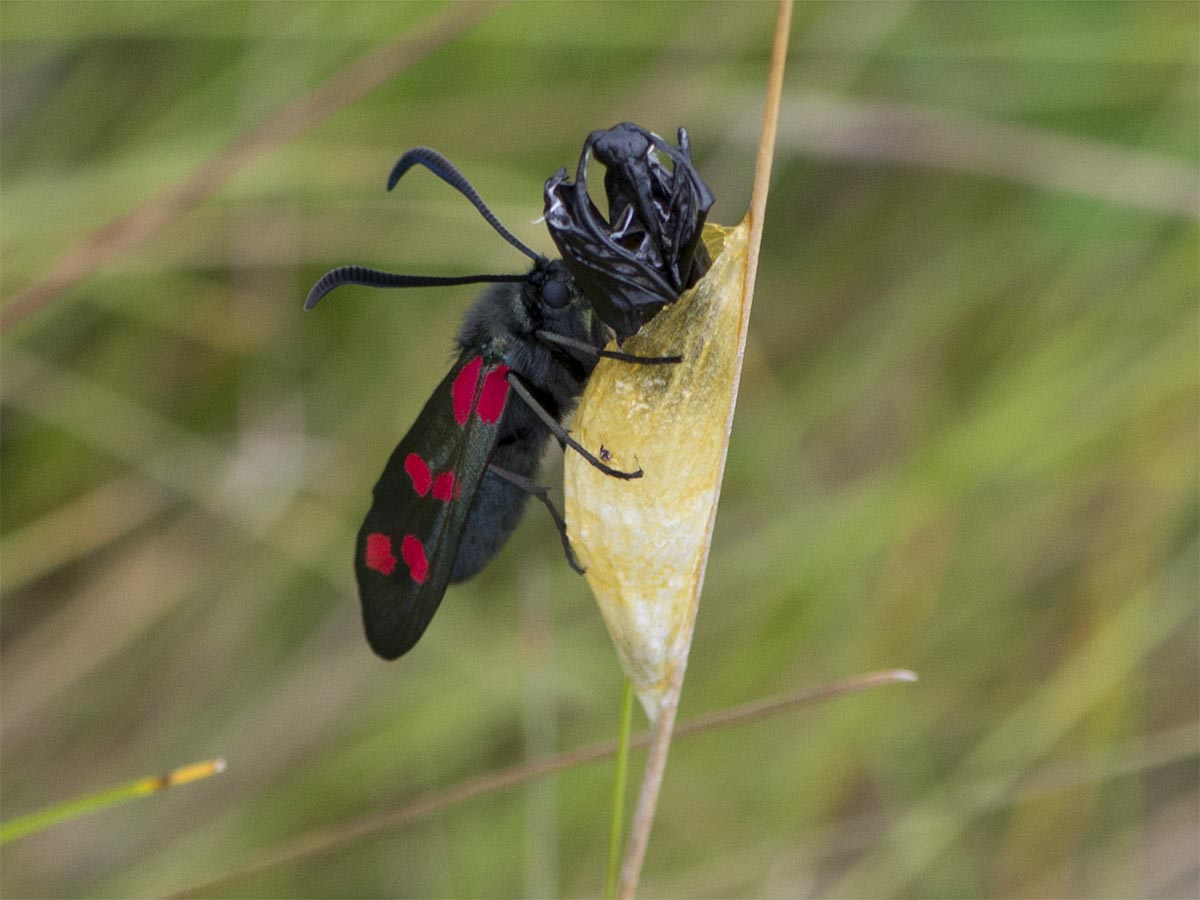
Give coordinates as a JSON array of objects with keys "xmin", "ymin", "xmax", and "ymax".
[{"xmin": 564, "ymin": 219, "xmax": 749, "ymax": 720}]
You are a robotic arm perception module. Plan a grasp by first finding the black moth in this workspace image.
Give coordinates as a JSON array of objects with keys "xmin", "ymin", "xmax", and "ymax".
[{"xmin": 306, "ymin": 145, "xmax": 687, "ymax": 660}]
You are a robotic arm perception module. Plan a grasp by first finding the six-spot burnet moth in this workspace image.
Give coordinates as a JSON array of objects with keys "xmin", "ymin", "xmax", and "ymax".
[{"xmin": 306, "ymin": 136, "xmax": 706, "ymax": 660}]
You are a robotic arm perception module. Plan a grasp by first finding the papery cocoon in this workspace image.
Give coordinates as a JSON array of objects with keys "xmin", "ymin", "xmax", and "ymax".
[{"xmin": 564, "ymin": 219, "xmax": 749, "ymax": 719}]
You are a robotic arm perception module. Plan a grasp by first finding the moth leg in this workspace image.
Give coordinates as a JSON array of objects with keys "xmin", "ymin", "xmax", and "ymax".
[
  {"xmin": 535, "ymin": 330, "xmax": 682, "ymax": 365},
  {"xmin": 488, "ymin": 464, "xmax": 584, "ymax": 575},
  {"xmin": 505, "ymin": 372, "xmax": 643, "ymax": 480}
]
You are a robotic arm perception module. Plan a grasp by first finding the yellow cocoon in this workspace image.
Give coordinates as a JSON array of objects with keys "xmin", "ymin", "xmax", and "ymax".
[{"xmin": 564, "ymin": 219, "xmax": 749, "ymax": 720}]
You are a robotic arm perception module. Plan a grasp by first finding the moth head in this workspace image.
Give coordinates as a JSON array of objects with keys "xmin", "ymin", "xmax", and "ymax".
[{"xmin": 526, "ymin": 258, "xmax": 578, "ymax": 312}]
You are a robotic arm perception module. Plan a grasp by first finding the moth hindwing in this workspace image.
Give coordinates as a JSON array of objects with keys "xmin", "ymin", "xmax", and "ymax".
[{"xmin": 354, "ymin": 352, "xmax": 512, "ymax": 659}]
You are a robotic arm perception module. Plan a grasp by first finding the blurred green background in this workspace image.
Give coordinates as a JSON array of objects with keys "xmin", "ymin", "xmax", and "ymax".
[{"xmin": 2, "ymin": 2, "xmax": 1197, "ymax": 897}]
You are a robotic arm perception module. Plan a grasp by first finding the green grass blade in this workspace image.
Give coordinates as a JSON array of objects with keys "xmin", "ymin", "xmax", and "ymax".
[
  {"xmin": 0, "ymin": 759, "xmax": 225, "ymax": 845},
  {"xmin": 604, "ymin": 680, "xmax": 635, "ymax": 899}
]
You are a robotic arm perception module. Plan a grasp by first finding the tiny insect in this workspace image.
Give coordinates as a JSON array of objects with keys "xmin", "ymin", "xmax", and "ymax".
[{"xmin": 306, "ymin": 148, "xmax": 678, "ymax": 659}]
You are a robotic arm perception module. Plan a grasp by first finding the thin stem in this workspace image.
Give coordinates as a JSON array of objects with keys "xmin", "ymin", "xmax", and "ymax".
[
  {"xmin": 605, "ymin": 681, "xmax": 636, "ymax": 899},
  {"xmin": 614, "ymin": 3, "xmax": 795, "ymax": 896},
  {"xmin": 617, "ymin": 690, "xmax": 680, "ymax": 898},
  {"xmin": 0, "ymin": 759, "xmax": 225, "ymax": 845}
]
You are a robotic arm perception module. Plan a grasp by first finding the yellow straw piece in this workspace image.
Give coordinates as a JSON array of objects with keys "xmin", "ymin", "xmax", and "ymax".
[{"xmin": 159, "ymin": 758, "xmax": 227, "ymax": 789}]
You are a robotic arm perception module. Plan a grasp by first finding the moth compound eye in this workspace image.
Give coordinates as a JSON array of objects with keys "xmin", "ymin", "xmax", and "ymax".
[{"xmin": 542, "ymin": 278, "xmax": 571, "ymax": 308}]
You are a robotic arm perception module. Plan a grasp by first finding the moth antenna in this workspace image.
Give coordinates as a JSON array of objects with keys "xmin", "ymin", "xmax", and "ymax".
[
  {"xmin": 305, "ymin": 265, "xmax": 525, "ymax": 310},
  {"xmin": 387, "ymin": 147, "xmax": 542, "ymax": 263}
]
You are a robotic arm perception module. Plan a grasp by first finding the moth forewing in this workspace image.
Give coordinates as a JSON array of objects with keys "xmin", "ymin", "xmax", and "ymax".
[{"xmin": 355, "ymin": 353, "xmax": 510, "ymax": 660}]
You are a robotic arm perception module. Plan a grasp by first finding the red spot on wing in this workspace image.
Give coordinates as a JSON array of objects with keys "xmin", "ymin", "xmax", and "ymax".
[
  {"xmin": 452, "ymin": 357, "xmax": 484, "ymax": 426},
  {"xmin": 432, "ymin": 471, "xmax": 456, "ymax": 501},
  {"xmin": 404, "ymin": 453, "xmax": 432, "ymax": 496},
  {"xmin": 476, "ymin": 364, "xmax": 510, "ymax": 423},
  {"xmin": 401, "ymin": 534, "xmax": 429, "ymax": 584},
  {"xmin": 365, "ymin": 533, "xmax": 397, "ymax": 575}
]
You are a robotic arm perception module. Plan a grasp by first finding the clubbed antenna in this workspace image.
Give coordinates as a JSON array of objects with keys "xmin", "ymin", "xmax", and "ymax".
[
  {"xmin": 305, "ymin": 145, "xmax": 548, "ymax": 310},
  {"xmin": 388, "ymin": 147, "xmax": 542, "ymax": 262},
  {"xmin": 304, "ymin": 265, "xmax": 525, "ymax": 310}
]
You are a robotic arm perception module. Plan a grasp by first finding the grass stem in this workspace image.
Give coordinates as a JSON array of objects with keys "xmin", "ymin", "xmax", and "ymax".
[
  {"xmin": 0, "ymin": 759, "xmax": 225, "ymax": 845},
  {"xmin": 605, "ymin": 680, "xmax": 636, "ymax": 899}
]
